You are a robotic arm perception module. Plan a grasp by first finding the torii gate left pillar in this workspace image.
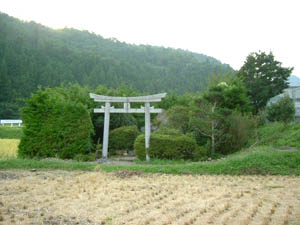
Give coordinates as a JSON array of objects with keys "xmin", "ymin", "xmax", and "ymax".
[{"xmin": 90, "ymin": 93, "xmax": 166, "ymax": 162}]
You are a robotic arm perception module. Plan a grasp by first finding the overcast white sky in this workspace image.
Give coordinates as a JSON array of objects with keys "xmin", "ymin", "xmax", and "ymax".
[{"xmin": 1, "ymin": 0, "xmax": 299, "ymax": 76}]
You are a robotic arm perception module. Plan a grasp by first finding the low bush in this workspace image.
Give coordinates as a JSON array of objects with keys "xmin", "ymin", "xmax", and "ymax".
[
  {"xmin": 109, "ymin": 126, "xmax": 140, "ymax": 155},
  {"xmin": 266, "ymin": 95, "xmax": 295, "ymax": 124},
  {"xmin": 134, "ymin": 133, "xmax": 198, "ymax": 161}
]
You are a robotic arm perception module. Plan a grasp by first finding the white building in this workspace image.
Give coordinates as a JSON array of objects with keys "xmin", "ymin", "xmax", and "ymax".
[{"xmin": 269, "ymin": 86, "xmax": 300, "ymax": 118}]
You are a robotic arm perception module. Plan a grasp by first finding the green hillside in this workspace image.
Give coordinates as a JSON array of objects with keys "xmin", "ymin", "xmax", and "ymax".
[{"xmin": 0, "ymin": 12, "xmax": 233, "ymax": 118}]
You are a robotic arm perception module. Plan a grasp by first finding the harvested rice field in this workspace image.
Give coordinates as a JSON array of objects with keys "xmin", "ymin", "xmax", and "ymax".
[
  {"xmin": 0, "ymin": 170, "xmax": 300, "ymax": 225},
  {"xmin": 0, "ymin": 139, "xmax": 19, "ymax": 159}
]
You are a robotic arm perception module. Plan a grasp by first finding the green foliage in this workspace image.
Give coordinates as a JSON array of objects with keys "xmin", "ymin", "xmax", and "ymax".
[
  {"xmin": 221, "ymin": 111, "xmax": 256, "ymax": 154},
  {"xmin": 190, "ymin": 100, "xmax": 224, "ymax": 155},
  {"xmin": 156, "ymin": 93, "xmax": 192, "ymax": 110},
  {"xmin": 153, "ymin": 127, "xmax": 182, "ymax": 136},
  {"xmin": 165, "ymin": 105, "xmax": 191, "ymax": 133},
  {"xmin": 18, "ymin": 86, "xmax": 94, "ymax": 159},
  {"xmin": 193, "ymin": 145, "xmax": 209, "ymax": 161},
  {"xmin": 0, "ymin": 12, "xmax": 233, "ymax": 118},
  {"xmin": 190, "ymin": 78, "xmax": 253, "ymax": 155},
  {"xmin": 0, "ymin": 127, "xmax": 23, "ymax": 139},
  {"xmin": 109, "ymin": 126, "xmax": 140, "ymax": 155},
  {"xmin": 254, "ymin": 110, "xmax": 267, "ymax": 127},
  {"xmin": 134, "ymin": 133, "xmax": 198, "ymax": 161},
  {"xmin": 95, "ymin": 139, "xmax": 102, "ymax": 159},
  {"xmin": 237, "ymin": 51, "xmax": 293, "ymax": 113},
  {"xmin": 189, "ymin": 131, "xmax": 209, "ymax": 147},
  {"xmin": 202, "ymin": 77, "xmax": 252, "ymax": 113},
  {"xmin": 266, "ymin": 95, "xmax": 295, "ymax": 124},
  {"xmin": 249, "ymin": 122, "xmax": 300, "ymax": 148}
]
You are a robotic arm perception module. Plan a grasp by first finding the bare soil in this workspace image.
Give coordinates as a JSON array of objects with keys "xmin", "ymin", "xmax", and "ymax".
[{"xmin": 0, "ymin": 170, "xmax": 300, "ymax": 225}]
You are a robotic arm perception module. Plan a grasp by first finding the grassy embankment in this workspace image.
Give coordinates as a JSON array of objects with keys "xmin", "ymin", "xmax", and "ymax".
[{"xmin": 0, "ymin": 123, "xmax": 300, "ymax": 175}]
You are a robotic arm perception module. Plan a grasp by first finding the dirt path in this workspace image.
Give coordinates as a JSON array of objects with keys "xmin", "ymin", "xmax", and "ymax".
[{"xmin": 0, "ymin": 170, "xmax": 300, "ymax": 225}]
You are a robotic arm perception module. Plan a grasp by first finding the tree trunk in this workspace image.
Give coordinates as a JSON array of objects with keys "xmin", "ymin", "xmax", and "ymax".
[
  {"xmin": 211, "ymin": 127, "xmax": 215, "ymax": 156},
  {"xmin": 210, "ymin": 101, "xmax": 217, "ymax": 156}
]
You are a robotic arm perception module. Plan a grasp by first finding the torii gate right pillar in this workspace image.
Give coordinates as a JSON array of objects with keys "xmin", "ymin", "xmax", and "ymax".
[
  {"xmin": 102, "ymin": 102, "xmax": 110, "ymax": 159},
  {"xmin": 144, "ymin": 102, "xmax": 151, "ymax": 162}
]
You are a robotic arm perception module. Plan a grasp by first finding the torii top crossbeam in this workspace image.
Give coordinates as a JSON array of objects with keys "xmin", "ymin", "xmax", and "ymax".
[{"xmin": 89, "ymin": 93, "xmax": 167, "ymax": 102}]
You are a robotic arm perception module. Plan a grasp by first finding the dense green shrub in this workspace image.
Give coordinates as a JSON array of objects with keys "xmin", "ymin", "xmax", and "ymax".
[
  {"xmin": 203, "ymin": 78, "xmax": 252, "ymax": 113},
  {"xmin": 166, "ymin": 105, "xmax": 191, "ymax": 133},
  {"xmin": 134, "ymin": 133, "xmax": 198, "ymax": 161},
  {"xmin": 18, "ymin": 87, "xmax": 94, "ymax": 159},
  {"xmin": 266, "ymin": 95, "xmax": 295, "ymax": 124},
  {"xmin": 193, "ymin": 145, "xmax": 209, "ymax": 161},
  {"xmin": 254, "ymin": 110, "xmax": 267, "ymax": 127},
  {"xmin": 109, "ymin": 125, "xmax": 140, "ymax": 155},
  {"xmin": 221, "ymin": 111, "xmax": 256, "ymax": 154},
  {"xmin": 153, "ymin": 127, "xmax": 182, "ymax": 136}
]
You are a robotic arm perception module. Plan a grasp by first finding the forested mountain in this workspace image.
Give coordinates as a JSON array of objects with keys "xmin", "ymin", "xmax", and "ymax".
[
  {"xmin": 288, "ymin": 75, "xmax": 300, "ymax": 86},
  {"xmin": 0, "ymin": 12, "xmax": 233, "ymax": 118}
]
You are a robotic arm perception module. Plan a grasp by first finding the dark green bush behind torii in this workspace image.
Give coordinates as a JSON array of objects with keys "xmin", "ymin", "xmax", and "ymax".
[
  {"xmin": 18, "ymin": 87, "xmax": 94, "ymax": 159},
  {"xmin": 109, "ymin": 125, "xmax": 140, "ymax": 155}
]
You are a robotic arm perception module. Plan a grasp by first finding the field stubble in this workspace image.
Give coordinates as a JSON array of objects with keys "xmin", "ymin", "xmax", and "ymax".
[{"xmin": 0, "ymin": 170, "xmax": 300, "ymax": 225}]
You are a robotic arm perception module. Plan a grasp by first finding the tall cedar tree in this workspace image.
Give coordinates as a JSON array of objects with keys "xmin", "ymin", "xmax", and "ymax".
[{"xmin": 237, "ymin": 51, "xmax": 293, "ymax": 114}]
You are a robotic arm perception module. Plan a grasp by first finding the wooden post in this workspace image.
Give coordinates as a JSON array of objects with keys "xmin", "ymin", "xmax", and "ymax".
[
  {"xmin": 145, "ymin": 102, "xmax": 151, "ymax": 162},
  {"xmin": 102, "ymin": 102, "xmax": 110, "ymax": 160}
]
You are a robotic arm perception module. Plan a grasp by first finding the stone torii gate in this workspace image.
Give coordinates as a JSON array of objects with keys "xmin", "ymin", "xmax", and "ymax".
[{"xmin": 89, "ymin": 93, "xmax": 166, "ymax": 162}]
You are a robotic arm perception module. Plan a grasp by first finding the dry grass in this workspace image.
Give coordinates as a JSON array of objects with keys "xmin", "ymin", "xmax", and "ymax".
[
  {"xmin": 0, "ymin": 139, "xmax": 19, "ymax": 159},
  {"xmin": 0, "ymin": 170, "xmax": 300, "ymax": 225}
]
